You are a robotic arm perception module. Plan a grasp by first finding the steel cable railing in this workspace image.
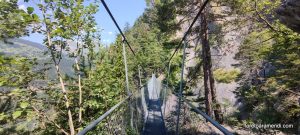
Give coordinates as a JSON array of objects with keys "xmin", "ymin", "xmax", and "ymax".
[
  {"xmin": 78, "ymin": 0, "xmax": 150, "ymax": 134},
  {"xmin": 161, "ymin": 84, "xmax": 233, "ymax": 135},
  {"xmin": 77, "ymin": 95, "xmax": 131, "ymax": 135},
  {"xmin": 78, "ymin": 86, "xmax": 147, "ymax": 135},
  {"xmin": 78, "ymin": 0, "xmax": 235, "ymax": 134}
]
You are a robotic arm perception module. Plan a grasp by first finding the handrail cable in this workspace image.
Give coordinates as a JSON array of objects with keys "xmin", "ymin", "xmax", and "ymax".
[
  {"xmin": 77, "ymin": 94, "xmax": 132, "ymax": 135},
  {"xmin": 101, "ymin": 0, "xmax": 148, "ymax": 82},
  {"xmin": 168, "ymin": 0, "xmax": 210, "ymax": 63},
  {"xmin": 175, "ymin": 39, "xmax": 188, "ymax": 134},
  {"xmin": 183, "ymin": 98, "xmax": 233, "ymax": 135},
  {"xmin": 170, "ymin": 91, "xmax": 233, "ymax": 135},
  {"xmin": 100, "ymin": 0, "xmax": 136, "ymax": 56},
  {"xmin": 79, "ymin": 0, "xmax": 234, "ymax": 134}
]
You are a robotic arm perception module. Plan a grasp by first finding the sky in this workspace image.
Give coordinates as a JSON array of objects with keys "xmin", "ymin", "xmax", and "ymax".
[{"xmin": 18, "ymin": 0, "xmax": 146, "ymax": 45}]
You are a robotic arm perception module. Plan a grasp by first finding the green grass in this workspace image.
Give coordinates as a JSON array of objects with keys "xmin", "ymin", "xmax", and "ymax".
[{"xmin": 214, "ymin": 68, "xmax": 241, "ymax": 83}]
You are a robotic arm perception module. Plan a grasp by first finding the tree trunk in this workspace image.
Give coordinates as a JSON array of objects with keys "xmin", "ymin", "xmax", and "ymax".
[
  {"xmin": 75, "ymin": 38, "xmax": 83, "ymax": 124},
  {"xmin": 210, "ymin": 72, "xmax": 223, "ymax": 123},
  {"xmin": 201, "ymin": 7, "xmax": 223, "ymax": 123},
  {"xmin": 201, "ymin": 12, "xmax": 213, "ymax": 118},
  {"xmin": 45, "ymin": 30, "xmax": 75, "ymax": 134},
  {"xmin": 55, "ymin": 65, "xmax": 75, "ymax": 135},
  {"xmin": 75, "ymin": 58, "xmax": 83, "ymax": 123}
]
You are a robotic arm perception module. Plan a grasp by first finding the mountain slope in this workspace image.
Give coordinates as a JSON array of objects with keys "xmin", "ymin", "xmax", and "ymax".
[{"xmin": 0, "ymin": 38, "xmax": 74, "ymax": 77}]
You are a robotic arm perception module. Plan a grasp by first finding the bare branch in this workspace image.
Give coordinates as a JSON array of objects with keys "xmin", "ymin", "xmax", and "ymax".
[{"xmin": 32, "ymin": 106, "xmax": 69, "ymax": 135}]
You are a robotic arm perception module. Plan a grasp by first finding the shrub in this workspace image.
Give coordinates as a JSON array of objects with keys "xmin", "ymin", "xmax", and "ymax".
[{"xmin": 214, "ymin": 68, "xmax": 241, "ymax": 83}]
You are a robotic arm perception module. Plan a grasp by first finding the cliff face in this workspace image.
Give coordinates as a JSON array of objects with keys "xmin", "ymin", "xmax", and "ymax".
[
  {"xmin": 209, "ymin": 4, "xmax": 247, "ymax": 114},
  {"xmin": 173, "ymin": 2, "xmax": 244, "ymax": 114},
  {"xmin": 277, "ymin": 0, "xmax": 300, "ymax": 33}
]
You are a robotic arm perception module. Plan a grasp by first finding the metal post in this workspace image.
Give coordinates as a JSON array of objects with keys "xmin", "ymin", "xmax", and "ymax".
[
  {"xmin": 122, "ymin": 40, "xmax": 130, "ymax": 95},
  {"xmin": 163, "ymin": 62, "xmax": 171, "ymax": 116},
  {"xmin": 136, "ymin": 65, "xmax": 142, "ymax": 135},
  {"xmin": 138, "ymin": 65, "xmax": 142, "ymax": 87},
  {"xmin": 176, "ymin": 39, "xmax": 187, "ymax": 135},
  {"xmin": 122, "ymin": 40, "xmax": 133, "ymax": 128}
]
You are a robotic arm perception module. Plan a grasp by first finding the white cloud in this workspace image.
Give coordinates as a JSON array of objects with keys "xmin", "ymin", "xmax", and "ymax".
[
  {"xmin": 103, "ymin": 39, "xmax": 111, "ymax": 43},
  {"xmin": 108, "ymin": 32, "xmax": 113, "ymax": 35},
  {"xmin": 18, "ymin": 4, "xmax": 27, "ymax": 11}
]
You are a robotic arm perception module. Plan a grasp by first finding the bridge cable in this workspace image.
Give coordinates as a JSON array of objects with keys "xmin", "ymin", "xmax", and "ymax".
[
  {"xmin": 100, "ymin": 0, "xmax": 136, "ymax": 56},
  {"xmin": 164, "ymin": 0, "xmax": 210, "ymax": 121},
  {"xmin": 168, "ymin": 0, "xmax": 210, "ymax": 63},
  {"xmin": 175, "ymin": 39, "xmax": 188, "ymax": 135},
  {"xmin": 101, "ymin": 0, "xmax": 149, "ymax": 85},
  {"xmin": 79, "ymin": 1, "xmax": 161, "ymax": 134}
]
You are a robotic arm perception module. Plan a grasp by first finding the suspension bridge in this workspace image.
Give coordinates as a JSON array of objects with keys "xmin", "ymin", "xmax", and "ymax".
[{"xmin": 78, "ymin": 0, "xmax": 233, "ymax": 134}]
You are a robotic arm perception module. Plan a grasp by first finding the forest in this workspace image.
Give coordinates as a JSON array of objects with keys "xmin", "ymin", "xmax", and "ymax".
[{"xmin": 0, "ymin": 0, "xmax": 299, "ymax": 135}]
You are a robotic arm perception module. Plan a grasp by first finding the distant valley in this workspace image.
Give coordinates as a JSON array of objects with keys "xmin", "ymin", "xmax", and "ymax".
[{"xmin": 0, "ymin": 38, "xmax": 75, "ymax": 78}]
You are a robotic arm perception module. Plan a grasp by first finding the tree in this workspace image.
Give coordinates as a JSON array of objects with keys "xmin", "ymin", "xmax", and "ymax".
[
  {"xmin": 0, "ymin": 0, "xmax": 38, "ymax": 39},
  {"xmin": 82, "ymin": 42, "xmax": 127, "ymax": 133},
  {"xmin": 200, "ymin": 8, "xmax": 214, "ymax": 118},
  {"xmin": 0, "ymin": 1, "xmax": 43, "ymax": 133},
  {"xmin": 220, "ymin": 0, "xmax": 299, "ymax": 132},
  {"xmin": 35, "ymin": 0, "xmax": 99, "ymax": 134},
  {"xmin": 0, "ymin": 55, "xmax": 51, "ymax": 134},
  {"xmin": 62, "ymin": 0, "xmax": 99, "ymax": 124}
]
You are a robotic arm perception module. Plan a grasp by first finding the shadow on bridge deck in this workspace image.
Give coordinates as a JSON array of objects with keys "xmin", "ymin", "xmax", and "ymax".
[
  {"xmin": 142, "ymin": 74, "xmax": 166, "ymax": 135},
  {"xmin": 143, "ymin": 99, "xmax": 166, "ymax": 135}
]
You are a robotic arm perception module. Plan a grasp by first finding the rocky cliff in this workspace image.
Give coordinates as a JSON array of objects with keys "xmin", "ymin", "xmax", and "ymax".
[{"xmin": 277, "ymin": 0, "xmax": 300, "ymax": 33}]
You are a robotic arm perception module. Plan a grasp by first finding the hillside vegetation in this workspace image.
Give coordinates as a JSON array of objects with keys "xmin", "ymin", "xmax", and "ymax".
[{"xmin": 0, "ymin": 0, "xmax": 299, "ymax": 134}]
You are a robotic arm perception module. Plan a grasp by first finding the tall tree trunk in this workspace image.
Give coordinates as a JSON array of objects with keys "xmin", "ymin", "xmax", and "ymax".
[
  {"xmin": 201, "ymin": 6, "xmax": 223, "ymax": 123},
  {"xmin": 75, "ymin": 57, "xmax": 83, "ymax": 123},
  {"xmin": 75, "ymin": 38, "xmax": 83, "ymax": 124},
  {"xmin": 43, "ymin": 11, "xmax": 75, "ymax": 133},
  {"xmin": 201, "ymin": 12, "xmax": 213, "ymax": 118},
  {"xmin": 55, "ymin": 65, "xmax": 75, "ymax": 135},
  {"xmin": 206, "ymin": 38, "xmax": 223, "ymax": 123},
  {"xmin": 48, "ymin": 44, "xmax": 75, "ymax": 135},
  {"xmin": 208, "ymin": 68, "xmax": 223, "ymax": 123}
]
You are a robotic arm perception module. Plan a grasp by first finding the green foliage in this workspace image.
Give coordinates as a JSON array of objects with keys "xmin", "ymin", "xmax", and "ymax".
[
  {"xmin": 140, "ymin": 0, "xmax": 185, "ymax": 91},
  {"xmin": 0, "ymin": 56, "xmax": 43, "ymax": 134},
  {"xmin": 126, "ymin": 20, "xmax": 169, "ymax": 75},
  {"xmin": 20, "ymin": 101, "xmax": 29, "ymax": 109},
  {"xmin": 126, "ymin": 127, "xmax": 138, "ymax": 135},
  {"xmin": 167, "ymin": 54, "xmax": 182, "ymax": 91},
  {"xmin": 231, "ymin": 0, "xmax": 300, "ymax": 131},
  {"xmin": 236, "ymin": 30, "xmax": 273, "ymax": 67},
  {"xmin": 0, "ymin": 55, "xmax": 37, "ymax": 87},
  {"xmin": 1, "ymin": 0, "xmax": 101, "ymax": 134},
  {"xmin": 12, "ymin": 111, "xmax": 23, "ymax": 119},
  {"xmin": 237, "ymin": 29, "xmax": 300, "ymax": 124},
  {"xmin": 81, "ymin": 45, "xmax": 126, "ymax": 132},
  {"xmin": 214, "ymin": 68, "xmax": 241, "ymax": 83},
  {"xmin": 0, "ymin": 0, "xmax": 39, "ymax": 39},
  {"xmin": 26, "ymin": 7, "xmax": 34, "ymax": 14},
  {"xmin": 225, "ymin": 116, "xmax": 239, "ymax": 126}
]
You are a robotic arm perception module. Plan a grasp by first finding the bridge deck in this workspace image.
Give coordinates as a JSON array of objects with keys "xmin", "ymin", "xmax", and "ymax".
[{"xmin": 142, "ymin": 74, "xmax": 166, "ymax": 135}]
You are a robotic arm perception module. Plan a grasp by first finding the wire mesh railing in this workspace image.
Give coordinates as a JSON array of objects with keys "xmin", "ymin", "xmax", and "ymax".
[
  {"xmin": 90, "ymin": 98, "xmax": 129, "ymax": 135},
  {"xmin": 162, "ymin": 85, "xmax": 233, "ymax": 135},
  {"xmin": 78, "ymin": 87, "xmax": 146, "ymax": 135},
  {"xmin": 78, "ymin": 95, "xmax": 129, "ymax": 135}
]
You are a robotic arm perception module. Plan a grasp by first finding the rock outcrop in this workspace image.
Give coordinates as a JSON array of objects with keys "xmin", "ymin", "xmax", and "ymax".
[{"xmin": 276, "ymin": 0, "xmax": 300, "ymax": 33}]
